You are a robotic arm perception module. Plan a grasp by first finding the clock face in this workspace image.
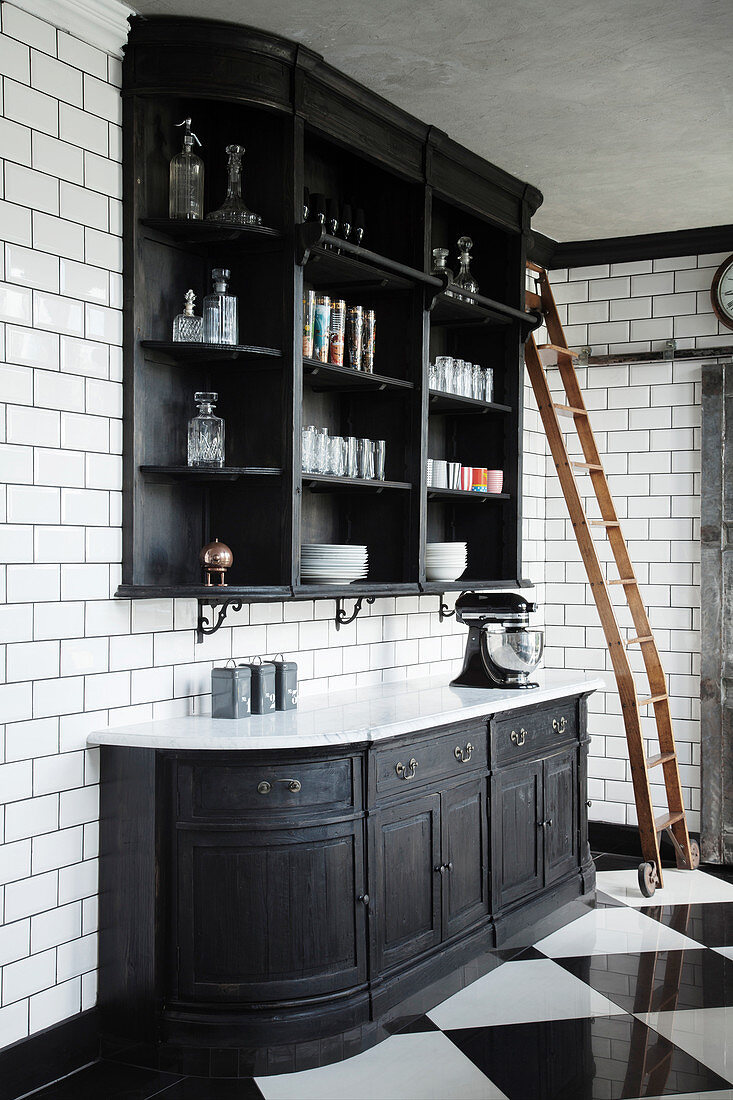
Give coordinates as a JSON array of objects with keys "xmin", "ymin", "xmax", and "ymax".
[{"xmin": 711, "ymin": 254, "xmax": 733, "ymax": 330}]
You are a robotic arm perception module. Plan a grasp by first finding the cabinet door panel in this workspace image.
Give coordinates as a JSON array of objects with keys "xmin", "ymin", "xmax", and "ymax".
[
  {"xmin": 492, "ymin": 760, "xmax": 543, "ymax": 910},
  {"xmin": 176, "ymin": 821, "xmax": 366, "ymax": 1002},
  {"xmin": 442, "ymin": 779, "xmax": 489, "ymax": 940},
  {"xmin": 372, "ymin": 794, "xmax": 441, "ymax": 972},
  {"xmin": 544, "ymin": 747, "xmax": 578, "ymax": 885}
]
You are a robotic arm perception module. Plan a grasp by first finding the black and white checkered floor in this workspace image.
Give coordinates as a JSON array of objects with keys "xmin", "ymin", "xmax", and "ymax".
[{"xmin": 31, "ymin": 856, "xmax": 733, "ymax": 1100}]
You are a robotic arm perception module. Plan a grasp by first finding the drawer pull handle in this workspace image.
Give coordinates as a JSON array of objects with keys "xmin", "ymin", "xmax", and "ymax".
[
  {"xmin": 395, "ymin": 758, "xmax": 418, "ymax": 780},
  {"xmin": 435, "ymin": 861, "xmax": 454, "ymax": 874},
  {"xmin": 257, "ymin": 779, "xmax": 302, "ymax": 795},
  {"xmin": 454, "ymin": 742, "xmax": 474, "ymax": 763},
  {"xmin": 538, "ymin": 818, "xmax": 554, "ymax": 828},
  {"xmin": 358, "ymin": 893, "xmax": 370, "ymax": 906},
  {"xmin": 510, "ymin": 728, "xmax": 527, "ymax": 747},
  {"xmin": 552, "ymin": 716, "xmax": 567, "ymax": 734}
]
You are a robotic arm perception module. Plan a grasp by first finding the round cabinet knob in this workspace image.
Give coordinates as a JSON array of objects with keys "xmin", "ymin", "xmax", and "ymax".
[
  {"xmin": 586, "ymin": 800, "xmax": 593, "ymax": 808},
  {"xmin": 446, "ymin": 861, "xmax": 453, "ymax": 872},
  {"xmin": 288, "ymin": 779, "xmax": 302, "ymax": 793},
  {"xmin": 434, "ymin": 864, "xmax": 446, "ymax": 874},
  {"xmin": 257, "ymin": 781, "xmax": 271, "ymax": 795},
  {"xmin": 358, "ymin": 893, "xmax": 370, "ymax": 906}
]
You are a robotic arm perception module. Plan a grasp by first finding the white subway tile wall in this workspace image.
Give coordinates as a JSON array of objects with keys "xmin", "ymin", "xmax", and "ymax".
[
  {"xmin": 541, "ymin": 254, "xmax": 729, "ymax": 835},
  {"xmin": 0, "ymin": 0, "xmax": 724, "ymax": 1054},
  {"xmin": 0, "ymin": 2, "xmax": 547, "ymax": 1047}
]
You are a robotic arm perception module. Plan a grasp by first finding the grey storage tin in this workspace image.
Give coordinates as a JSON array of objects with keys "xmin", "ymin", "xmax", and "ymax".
[
  {"xmin": 211, "ymin": 663, "xmax": 251, "ymax": 719},
  {"xmin": 273, "ymin": 656, "xmax": 298, "ymax": 710},
  {"xmin": 247, "ymin": 660, "xmax": 277, "ymax": 714}
]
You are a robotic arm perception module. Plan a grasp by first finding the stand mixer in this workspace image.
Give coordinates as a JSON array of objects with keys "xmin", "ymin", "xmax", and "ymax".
[{"xmin": 451, "ymin": 593, "xmax": 544, "ymax": 689}]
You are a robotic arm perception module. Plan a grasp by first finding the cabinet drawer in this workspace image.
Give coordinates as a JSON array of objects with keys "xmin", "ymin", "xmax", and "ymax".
[
  {"xmin": 373, "ymin": 726, "xmax": 487, "ymax": 798},
  {"xmin": 492, "ymin": 701, "xmax": 578, "ymax": 764},
  {"xmin": 179, "ymin": 757, "xmax": 359, "ymax": 820}
]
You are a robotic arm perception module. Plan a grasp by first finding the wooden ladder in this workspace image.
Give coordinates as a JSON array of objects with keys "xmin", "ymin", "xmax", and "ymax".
[{"xmin": 524, "ymin": 262, "xmax": 699, "ymax": 895}]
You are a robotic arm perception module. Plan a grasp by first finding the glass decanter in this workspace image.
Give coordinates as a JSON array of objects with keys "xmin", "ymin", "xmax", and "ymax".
[
  {"xmin": 172, "ymin": 289, "xmax": 203, "ymax": 342},
  {"xmin": 169, "ymin": 119, "xmax": 204, "ymax": 220},
  {"xmin": 206, "ymin": 144, "xmax": 262, "ymax": 226},
  {"xmin": 188, "ymin": 392, "xmax": 224, "ymax": 467},
  {"xmin": 203, "ymin": 268, "xmax": 238, "ymax": 345},
  {"xmin": 455, "ymin": 235, "xmax": 479, "ymax": 299}
]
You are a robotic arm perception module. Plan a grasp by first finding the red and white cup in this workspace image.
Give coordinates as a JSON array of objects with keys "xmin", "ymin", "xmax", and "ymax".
[
  {"xmin": 486, "ymin": 469, "xmax": 503, "ymax": 493},
  {"xmin": 471, "ymin": 467, "xmax": 487, "ymax": 492},
  {"xmin": 460, "ymin": 466, "xmax": 472, "ymax": 491}
]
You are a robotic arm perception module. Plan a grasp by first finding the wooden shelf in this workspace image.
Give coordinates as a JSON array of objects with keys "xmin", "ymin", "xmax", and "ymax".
[
  {"xmin": 140, "ymin": 341, "xmax": 282, "ymax": 363},
  {"xmin": 141, "ymin": 217, "xmax": 282, "ymax": 246},
  {"xmin": 427, "ymin": 488, "xmax": 509, "ymax": 502},
  {"xmin": 303, "ymin": 474, "xmax": 412, "ymax": 493},
  {"xmin": 140, "ymin": 465, "xmax": 282, "ymax": 483},
  {"xmin": 304, "ymin": 359, "xmax": 413, "ymax": 392},
  {"xmin": 430, "ymin": 289, "xmax": 530, "ymax": 328},
  {"xmin": 420, "ymin": 579, "xmax": 528, "ymax": 593},
  {"xmin": 117, "ymin": 584, "xmax": 292, "ymax": 600},
  {"xmin": 298, "ymin": 223, "xmax": 434, "ymax": 294},
  {"xmin": 294, "ymin": 582, "xmax": 419, "ymax": 597},
  {"xmin": 428, "ymin": 389, "xmax": 511, "ymax": 415}
]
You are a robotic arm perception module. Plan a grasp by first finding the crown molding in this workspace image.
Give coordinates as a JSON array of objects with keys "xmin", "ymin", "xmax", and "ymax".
[{"xmin": 5, "ymin": 0, "xmax": 134, "ymax": 57}]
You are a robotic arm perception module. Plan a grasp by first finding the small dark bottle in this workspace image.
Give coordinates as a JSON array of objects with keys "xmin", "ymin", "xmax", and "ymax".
[
  {"xmin": 353, "ymin": 207, "xmax": 365, "ymax": 247},
  {"xmin": 341, "ymin": 203, "xmax": 353, "ymax": 241},
  {"xmin": 327, "ymin": 197, "xmax": 339, "ymax": 237},
  {"xmin": 303, "ymin": 186, "xmax": 310, "ymax": 222},
  {"xmin": 310, "ymin": 193, "xmax": 326, "ymax": 225}
]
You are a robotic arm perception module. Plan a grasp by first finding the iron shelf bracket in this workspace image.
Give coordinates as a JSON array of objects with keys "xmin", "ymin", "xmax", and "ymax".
[
  {"xmin": 335, "ymin": 596, "xmax": 375, "ymax": 630},
  {"xmin": 438, "ymin": 596, "xmax": 456, "ymax": 623},
  {"xmin": 196, "ymin": 599, "xmax": 243, "ymax": 644}
]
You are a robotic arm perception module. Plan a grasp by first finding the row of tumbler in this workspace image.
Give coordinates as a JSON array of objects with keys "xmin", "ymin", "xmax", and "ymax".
[
  {"xmin": 303, "ymin": 427, "xmax": 385, "ymax": 480},
  {"xmin": 429, "ymin": 357, "xmax": 493, "ymax": 402}
]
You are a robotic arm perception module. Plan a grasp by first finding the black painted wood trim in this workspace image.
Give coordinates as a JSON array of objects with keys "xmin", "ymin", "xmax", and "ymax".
[
  {"xmin": 0, "ymin": 1009, "xmax": 99, "ymax": 1100},
  {"xmin": 537, "ymin": 224, "xmax": 733, "ymax": 270},
  {"xmin": 589, "ymin": 820, "xmax": 701, "ymax": 860}
]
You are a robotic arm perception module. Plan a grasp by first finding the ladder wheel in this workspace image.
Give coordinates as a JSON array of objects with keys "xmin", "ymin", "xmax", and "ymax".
[
  {"xmin": 638, "ymin": 862, "xmax": 657, "ymax": 898},
  {"xmin": 689, "ymin": 839, "xmax": 700, "ymax": 869}
]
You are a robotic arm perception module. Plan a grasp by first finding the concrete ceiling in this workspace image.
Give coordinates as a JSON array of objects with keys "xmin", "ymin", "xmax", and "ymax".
[{"xmin": 130, "ymin": 0, "xmax": 733, "ymax": 242}]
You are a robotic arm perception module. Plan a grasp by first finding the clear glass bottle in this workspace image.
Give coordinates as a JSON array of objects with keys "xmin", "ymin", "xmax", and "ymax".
[
  {"xmin": 455, "ymin": 235, "xmax": 479, "ymax": 299},
  {"xmin": 430, "ymin": 247, "xmax": 454, "ymax": 282},
  {"xmin": 188, "ymin": 392, "xmax": 225, "ymax": 467},
  {"xmin": 172, "ymin": 289, "xmax": 203, "ymax": 342},
  {"xmin": 206, "ymin": 144, "xmax": 262, "ymax": 226},
  {"xmin": 203, "ymin": 268, "xmax": 238, "ymax": 345},
  {"xmin": 169, "ymin": 119, "xmax": 204, "ymax": 220}
]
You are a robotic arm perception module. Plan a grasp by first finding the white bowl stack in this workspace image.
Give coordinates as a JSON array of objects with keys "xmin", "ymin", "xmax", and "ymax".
[
  {"xmin": 425, "ymin": 542, "xmax": 467, "ymax": 582},
  {"xmin": 301, "ymin": 544, "xmax": 369, "ymax": 585}
]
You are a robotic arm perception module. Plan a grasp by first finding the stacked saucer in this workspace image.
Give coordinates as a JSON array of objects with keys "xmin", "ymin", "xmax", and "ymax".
[
  {"xmin": 426, "ymin": 542, "xmax": 467, "ymax": 582},
  {"xmin": 301, "ymin": 544, "xmax": 369, "ymax": 585}
]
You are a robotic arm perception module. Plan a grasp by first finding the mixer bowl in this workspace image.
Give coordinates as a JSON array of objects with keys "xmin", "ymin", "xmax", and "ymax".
[{"xmin": 480, "ymin": 626, "xmax": 544, "ymax": 684}]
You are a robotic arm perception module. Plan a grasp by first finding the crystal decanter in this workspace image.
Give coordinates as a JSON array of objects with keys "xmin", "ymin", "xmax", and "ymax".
[
  {"xmin": 206, "ymin": 144, "xmax": 262, "ymax": 226},
  {"xmin": 172, "ymin": 289, "xmax": 203, "ymax": 342},
  {"xmin": 455, "ymin": 235, "xmax": 479, "ymax": 299},
  {"xmin": 431, "ymin": 247, "xmax": 456, "ymax": 296},
  {"xmin": 203, "ymin": 268, "xmax": 238, "ymax": 345},
  {"xmin": 169, "ymin": 118, "xmax": 204, "ymax": 220},
  {"xmin": 188, "ymin": 392, "xmax": 225, "ymax": 467}
]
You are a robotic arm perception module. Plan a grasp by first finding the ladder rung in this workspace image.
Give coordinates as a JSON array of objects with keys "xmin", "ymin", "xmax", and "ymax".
[
  {"xmin": 570, "ymin": 461, "xmax": 603, "ymax": 471},
  {"xmin": 526, "ymin": 261, "xmax": 544, "ymax": 273},
  {"xmin": 609, "ymin": 578, "xmax": 635, "ymax": 585},
  {"xmin": 589, "ymin": 520, "xmax": 620, "ymax": 527},
  {"xmin": 638, "ymin": 693, "xmax": 667, "ymax": 706},
  {"xmin": 553, "ymin": 402, "xmax": 587, "ymax": 417},
  {"xmin": 525, "ymin": 290, "xmax": 542, "ymax": 310},
  {"xmin": 647, "ymin": 752, "xmax": 676, "ymax": 769},
  {"xmin": 627, "ymin": 635, "xmax": 654, "ymax": 646},
  {"xmin": 537, "ymin": 343, "xmax": 580, "ymax": 366},
  {"xmin": 655, "ymin": 811, "xmax": 685, "ymax": 833}
]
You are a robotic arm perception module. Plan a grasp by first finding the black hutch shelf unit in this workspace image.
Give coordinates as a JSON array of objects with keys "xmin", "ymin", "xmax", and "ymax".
[{"xmin": 119, "ymin": 16, "xmax": 543, "ymax": 620}]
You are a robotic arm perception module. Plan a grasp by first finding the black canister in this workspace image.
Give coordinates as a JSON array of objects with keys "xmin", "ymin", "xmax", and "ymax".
[
  {"xmin": 211, "ymin": 662, "xmax": 251, "ymax": 719},
  {"xmin": 273, "ymin": 655, "xmax": 298, "ymax": 710},
  {"xmin": 247, "ymin": 658, "xmax": 277, "ymax": 714}
]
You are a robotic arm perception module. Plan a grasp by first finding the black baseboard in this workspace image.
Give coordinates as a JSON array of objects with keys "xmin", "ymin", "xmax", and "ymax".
[
  {"xmin": 590, "ymin": 821, "xmax": 701, "ymax": 861},
  {"xmin": 0, "ymin": 1008, "xmax": 99, "ymax": 1100}
]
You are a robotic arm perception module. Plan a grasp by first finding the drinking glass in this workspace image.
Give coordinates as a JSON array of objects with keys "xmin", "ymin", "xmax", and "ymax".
[
  {"xmin": 315, "ymin": 427, "xmax": 329, "ymax": 474},
  {"xmin": 373, "ymin": 440, "xmax": 386, "ymax": 480},
  {"xmin": 357, "ymin": 438, "xmax": 374, "ymax": 479},
  {"xmin": 345, "ymin": 436, "xmax": 358, "ymax": 478},
  {"xmin": 301, "ymin": 425, "xmax": 316, "ymax": 472},
  {"xmin": 483, "ymin": 368, "xmax": 494, "ymax": 403},
  {"xmin": 435, "ymin": 355, "xmax": 453, "ymax": 393},
  {"xmin": 328, "ymin": 435, "xmax": 345, "ymax": 476},
  {"xmin": 472, "ymin": 363, "xmax": 483, "ymax": 400}
]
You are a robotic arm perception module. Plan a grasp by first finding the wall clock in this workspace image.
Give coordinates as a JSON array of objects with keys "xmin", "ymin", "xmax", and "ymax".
[{"xmin": 711, "ymin": 253, "xmax": 733, "ymax": 331}]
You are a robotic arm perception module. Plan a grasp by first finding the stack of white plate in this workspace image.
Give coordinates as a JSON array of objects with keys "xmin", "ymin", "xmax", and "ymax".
[
  {"xmin": 426, "ymin": 542, "xmax": 467, "ymax": 582},
  {"xmin": 301, "ymin": 544, "xmax": 369, "ymax": 585}
]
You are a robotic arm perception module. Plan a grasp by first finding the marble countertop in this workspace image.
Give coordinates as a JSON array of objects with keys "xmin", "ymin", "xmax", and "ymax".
[{"xmin": 88, "ymin": 671, "xmax": 604, "ymax": 751}]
